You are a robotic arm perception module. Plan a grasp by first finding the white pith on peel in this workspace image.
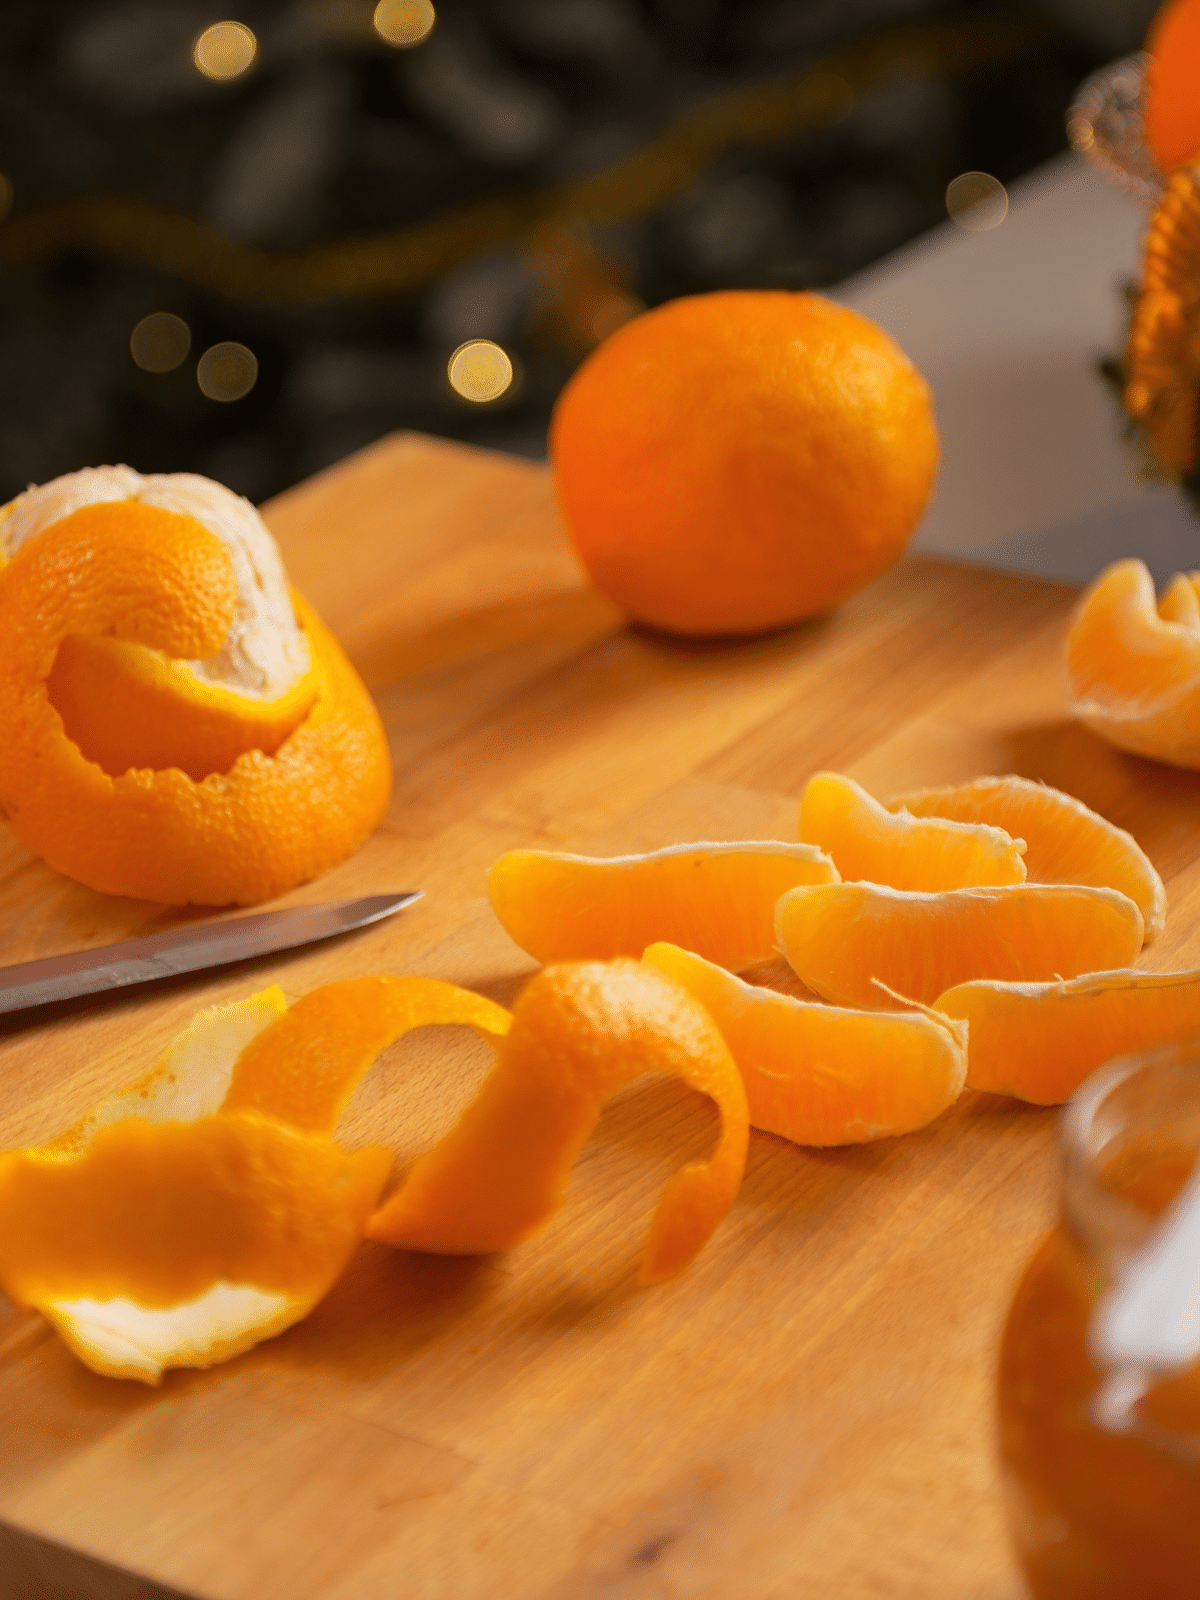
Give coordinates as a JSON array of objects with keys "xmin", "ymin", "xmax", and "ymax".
[{"xmin": 0, "ymin": 465, "xmax": 310, "ymax": 702}]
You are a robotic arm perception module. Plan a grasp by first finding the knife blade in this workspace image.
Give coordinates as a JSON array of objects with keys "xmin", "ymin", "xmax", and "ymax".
[{"xmin": 0, "ymin": 892, "xmax": 423, "ymax": 1017}]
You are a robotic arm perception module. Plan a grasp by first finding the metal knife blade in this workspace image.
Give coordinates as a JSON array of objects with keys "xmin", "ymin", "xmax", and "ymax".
[{"xmin": 0, "ymin": 892, "xmax": 423, "ymax": 1018}]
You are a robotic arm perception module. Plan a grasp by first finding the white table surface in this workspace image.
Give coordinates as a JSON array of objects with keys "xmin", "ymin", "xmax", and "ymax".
[{"xmin": 838, "ymin": 150, "xmax": 1199, "ymax": 586}]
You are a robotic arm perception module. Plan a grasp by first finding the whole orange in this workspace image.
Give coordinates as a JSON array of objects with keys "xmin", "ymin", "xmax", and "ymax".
[
  {"xmin": 1145, "ymin": 0, "xmax": 1200, "ymax": 172},
  {"xmin": 549, "ymin": 289, "xmax": 939, "ymax": 636}
]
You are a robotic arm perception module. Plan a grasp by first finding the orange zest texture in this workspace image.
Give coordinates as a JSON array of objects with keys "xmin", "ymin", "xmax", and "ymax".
[
  {"xmin": 488, "ymin": 840, "xmax": 838, "ymax": 970},
  {"xmin": 935, "ymin": 967, "xmax": 1200, "ymax": 1105},
  {"xmin": 889, "ymin": 772, "xmax": 1165, "ymax": 943},
  {"xmin": 1064, "ymin": 558, "xmax": 1200, "ymax": 773},
  {"xmin": 0, "ymin": 499, "xmax": 392, "ymax": 904},
  {"xmin": 369, "ymin": 961, "xmax": 749, "ymax": 1285},
  {"xmin": 799, "ymin": 770, "xmax": 1026, "ymax": 890},
  {"xmin": 775, "ymin": 881, "xmax": 1144, "ymax": 1008},
  {"xmin": 644, "ymin": 943, "xmax": 966, "ymax": 1145}
]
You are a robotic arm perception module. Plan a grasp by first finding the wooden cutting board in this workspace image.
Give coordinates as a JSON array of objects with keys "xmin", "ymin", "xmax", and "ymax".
[{"xmin": 3, "ymin": 433, "xmax": 1198, "ymax": 1600}]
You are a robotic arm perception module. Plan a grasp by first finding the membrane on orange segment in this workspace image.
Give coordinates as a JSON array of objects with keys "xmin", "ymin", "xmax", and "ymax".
[
  {"xmin": 799, "ymin": 769, "xmax": 1025, "ymax": 890},
  {"xmin": 888, "ymin": 772, "xmax": 1166, "ymax": 943},
  {"xmin": 488, "ymin": 840, "xmax": 839, "ymax": 971},
  {"xmin": 1064, "ymin": 557, "xmax": 1200, "ymax": 771},
  {"xmin": 0, "ymin": 484, "xmax": 392, "ymax": 905},
  {"xmin": 643, "ymin": 942, "xmax": 966, "ymax": 1145},
  {"xmin": 935, "ymin": 967, "xmax": 1200, "ymax": 1105},
  {"xmin": 368, "ymin": 960, "xmax": 749, "ymax": 1284},
  {"xmin": 775, "ymin": 881, "xmax": 1144, "ymax": 1008},
  {"xmin": 0, "ymin": 977, "xmax": 511, "ymax": 1383}
]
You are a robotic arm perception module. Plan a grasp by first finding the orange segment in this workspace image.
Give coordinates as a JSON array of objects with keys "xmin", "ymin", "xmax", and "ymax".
[
  {"xmin": 488, "ymin": 840, "xmax": 839, "ymax": 970},
  {"xmin": 47, "ymin": 632, "xmax": 320, "ymax": 781},
  {"xmin": 1063, "ymin": 557, "xmax": 1200, "ymax": 772},
  {"xmin": 799, "ymin": 769, "xmax": 1025, "ymax": 890},
  {"xmin": 0, "ymin": 503, "xmax": 393, "ymax": 905},
  {"xmin": 775, "ymin": 882, "xmax": 1144, "ymax": 1008},
  {"xmin": 935, "ymin": 968, "xmax": 1200, "ymax": 1105},
  {"xmin": 643, "ymin": 942, "xmax": 967, "ymax": 1145},
  {"xmin": 368, "ymin": 960, "xmax": 749, "ymax": 1284},
  {"xmin": 888, "ymin": 772, "xmax": 1166, "ymax": 944},
  {"xmin": 222, "ymin": 975, "xmax": 512, "ymax": 1133}
]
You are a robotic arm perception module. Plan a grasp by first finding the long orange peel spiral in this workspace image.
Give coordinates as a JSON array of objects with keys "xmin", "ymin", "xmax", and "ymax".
[
  {"xmin": 0, "ymin": 500, "xmax": 392, "ymax": 905},
  {"xmin": 0, "ymin": 964, "xmax": 748, "ymax": 1383}
]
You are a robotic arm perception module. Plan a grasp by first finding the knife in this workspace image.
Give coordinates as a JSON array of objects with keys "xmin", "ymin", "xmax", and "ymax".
[{"xmin": 0, "ymin": 892, "xmax": 423, "ymax": 1018}]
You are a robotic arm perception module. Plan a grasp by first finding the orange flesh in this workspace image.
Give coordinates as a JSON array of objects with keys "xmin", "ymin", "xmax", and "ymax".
[
  {"xmin": 643, "ymin": 942, "xmax": 966, "ymax": 1145},
  {"xmin": 488, "ymin": 841, "xmax": 838, "ymax": 971},
  {"xmin": 888, "ymin": 773, "xmax": 1165, "ymax": 943},
  {"xmin": 368, "ymin": 960, "xmax": 749, "ymax": 1283},
  {"xmin": 0, "ymin": 501, "xmax": 393, "ymax": 905},
  {"xmin": 936, "ymin": 969, "xmax": 1200, "ymax": 1105},
  {"xmin": 999, "ymin": 1150, "xmax": 1200, "ymax": 1598},
  {"xmin": 775, "ymin": 882, "xmax": 1144, "ymax": 1008},
  {"xmin": 799, "ymin": 769, "xmax": 1025, "ymax": 890}
]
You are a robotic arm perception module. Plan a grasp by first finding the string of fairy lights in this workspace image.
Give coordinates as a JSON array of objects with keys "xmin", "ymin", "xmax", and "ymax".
[{"xmin": 0, "ymin": 3, "xmax": 1018, "ymax": 415}]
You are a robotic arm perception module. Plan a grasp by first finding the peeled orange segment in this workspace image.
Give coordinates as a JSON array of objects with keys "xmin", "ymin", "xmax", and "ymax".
[
  {"xmin": 1063, "ymin": 558, "xmax": 1200, "ymax": 771},
  {"xmin": 488, "ymin": 841, "xmax": 839, "ymax": 970},
  {"xmin": 935, "ymin": 967, "xmax": 1200, "ymax": 1106},
  {"xmin": 0, "ymin": 502, "xmax": 393, "ymax": 905},
  {"xmin": 799, "ymin": 770, "xmax": 1026, "ymax": 890},
  {"xmin": 368, "ymin": 960, "xmax": 749, "ymax": 1284},
  {"xmin": 1157, "ymin": 571, "xmax": 1200, "ymax": 628},
  {"xmin": 888, "ymin": 773, "xmax": 1166, "ymax": 945},
  {"xmin": 775, "ymin": 882, "xmax": 1144, "ymax": 1009},
  {"xmin": 643, "ymin": 942, "xmax": 967, "ymax": 1145},
  {"xmin": 0, "ymin": 985, "xmax": 392, "ymax": 1384},
  {"xmin": 222, "ymin": 974, "xmax": 513, "ymax": 1133},
  {"xmin": 47, "ymin": 633, "xmax": 320, "ymax": 781}
]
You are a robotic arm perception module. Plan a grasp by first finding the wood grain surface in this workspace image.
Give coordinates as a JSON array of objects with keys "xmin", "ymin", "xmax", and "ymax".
[{"xmin": 2, "ymin": 432, "xmax": 1196, "ymax": 1600}]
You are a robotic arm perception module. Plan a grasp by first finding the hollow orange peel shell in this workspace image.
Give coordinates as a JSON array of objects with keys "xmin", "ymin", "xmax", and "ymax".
[
  {"xmin": 367, "ymin": 960, "xmax": 750, "ymax": 1284},
  {"xmin": 775, "ymin": 881, "xmax": 1145, "ymax": 1008},
  {"xmin": 0, "ymin": 500, "xmax": 393, "ymax": 905},
  {"xmin": 798, "ymin": 769, "xmax": 1026, "ymax": 890},
  {"xmin": 488, "ymin": 840, "xmax": 839, "ymax": 971},
  {"xmin": 47, "ymin": 632, "xmax": 320, "ymax": 781},
  {"xmin": 1064, "ymin": 557, "xmax": 1200, "ymax": 770},
  {"xmin": 887, "ymin": 771, "xmax": 1167, "ymax": 944},
  {"xmin": 643, "ymin": 941, "xmax": 967, "ymax": 1145},
  {"xmin": 935, "ymin": 966, "xmax": 1200, "ymax": 1105}
]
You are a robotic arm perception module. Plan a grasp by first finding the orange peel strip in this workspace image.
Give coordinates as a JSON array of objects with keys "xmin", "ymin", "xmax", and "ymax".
[
  {"xmin": 0, "ymin": 500, "xmax": 392, "ymax": 905},
  {"xmin": 367, "ymin": 960, "xmax": 750, "ymax": 1284}
]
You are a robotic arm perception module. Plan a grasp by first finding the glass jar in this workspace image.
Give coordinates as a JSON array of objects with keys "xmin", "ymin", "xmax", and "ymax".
[{"xmin": 998, "ymin": 1040, "xmax": 1200, "ymax": 1599}]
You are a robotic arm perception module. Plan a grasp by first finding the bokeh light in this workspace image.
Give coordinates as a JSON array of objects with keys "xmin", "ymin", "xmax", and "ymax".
[
  {"xmin": 193, "ymin": 21, "xmax": 258, "ymax": 81},
  {"xmin": 447, "ymin": 340, "xmax": 514, "ymax": 403},
  {"xmin": 130, "ymin": 313, "xmax": 192, "ymax": 373},
  {"xmin": 197, "ymin": 342, "xmax": 258, "ymax": 401},
  {"xmin": 373, "ymin": 0, "xmax": 436, "ymax": 48},
  {"xmin": 945, "ymin": 171, "xmax": 1008, "ymax": 232}
]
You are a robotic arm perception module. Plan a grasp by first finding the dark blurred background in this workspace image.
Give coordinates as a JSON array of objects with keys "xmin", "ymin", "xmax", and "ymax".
[{"xmin": 0, "ymin": 0, "xmax": 1162, "ymax": 506}]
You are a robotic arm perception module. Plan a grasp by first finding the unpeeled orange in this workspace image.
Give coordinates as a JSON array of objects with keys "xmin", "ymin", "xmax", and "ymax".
[
  {"xmin": 1145, "ymin": 0, "xmax": 1200, "ymax": 173},
  {"xmin": 550, "ymin": 290, "xmax": 939, "ymax": 635}
]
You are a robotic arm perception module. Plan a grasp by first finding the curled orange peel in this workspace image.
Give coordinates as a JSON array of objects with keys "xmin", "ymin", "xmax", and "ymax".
[
  {"xmin": 0, "ymin": 978, "xmax": 508, "ymax": 1384},
  {"xmin": 0, "ymin": 500, "xmax": 392, "ymax": 905},
  {"xmin": 367, "ymin": 960, "xmax": 750, "ymax": 1285}
]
